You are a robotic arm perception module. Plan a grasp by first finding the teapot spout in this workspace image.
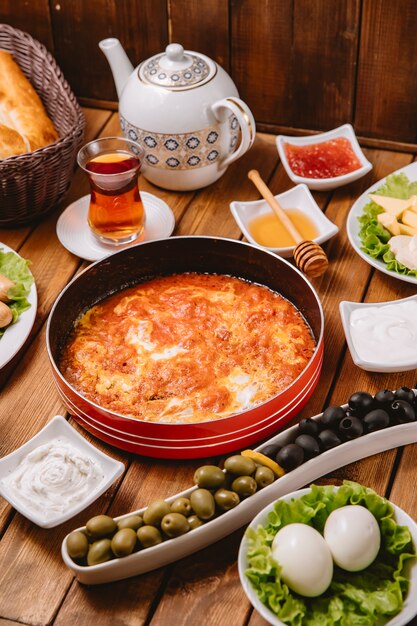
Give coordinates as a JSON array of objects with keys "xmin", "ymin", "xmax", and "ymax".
[{"xmin": 99, "ymin": 38, "xmax": 134, "ymax": 98}]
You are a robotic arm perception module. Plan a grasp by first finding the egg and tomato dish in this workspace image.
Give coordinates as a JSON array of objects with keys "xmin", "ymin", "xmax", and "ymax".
[{"xmin": 59, "ymin": 273, "xmax": 315, "ymax": 423}]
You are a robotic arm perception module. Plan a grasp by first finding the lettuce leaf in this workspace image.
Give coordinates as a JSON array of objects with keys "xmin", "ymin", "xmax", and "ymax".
[
  {"xmin": 245, "ymin": 481, "xmax": 415, "ymax": 626},
  {"xmin": 357, "ymin": 173, "xmax": 417, "ymax": 277},
  {"xmin": 0, "ymin": 249, "xmax": 34, "ymax": 338}
]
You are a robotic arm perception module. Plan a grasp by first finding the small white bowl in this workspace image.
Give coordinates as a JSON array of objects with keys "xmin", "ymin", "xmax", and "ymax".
[
  {"xmin": 339, "ymin": 294, "xmax": 417, "ymax": 373},
  {"xmin": 276, "ymin": 124, "xmax": 372, "ymax": 191},
  {"xmin": 230, "ymin": 184, "xmax": 338, "ymax": 258},
  {"xmin": 238, "ymin": 487, "xmax": 417, "ymax": 626},
  {"xmin": 0, "ymin": 415, "xmax": 124, "ymax": 528}
]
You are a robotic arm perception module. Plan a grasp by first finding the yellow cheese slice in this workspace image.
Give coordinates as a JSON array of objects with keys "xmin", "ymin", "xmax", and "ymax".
[
  {"xmin": 408, "ymin": 195, "xmax": 417, "ymax": 214},
  {"xmin": 399, "ymin": 223, "xmax": 417, "ymax": 236},
  {"xmin": 369, "ymin": 194, "xmax": 411, "ymax": 218},
  {"xmin": 402, "ymin": 210, "xmax": 417, "ymax": 230},
  {"xmin": 377, "ymin": 212, "xmax": 400, "ymax": 235}
]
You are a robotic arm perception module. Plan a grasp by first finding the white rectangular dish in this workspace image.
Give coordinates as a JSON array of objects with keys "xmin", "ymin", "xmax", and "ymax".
[{"xmin": 0, "ymin": 415, "xmax": 124, "ymax": 528}]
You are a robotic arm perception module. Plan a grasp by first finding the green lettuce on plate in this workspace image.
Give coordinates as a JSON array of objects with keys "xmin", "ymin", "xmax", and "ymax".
[
  {"xmin": 0, "ymin": 248, "xmax": 34, "ymax": 338},
  {"xmin": 358, "ymin": 173, "xmax": 417, "ymax": 277},
  {"xmin": 245, "ymin": 481, "xmax": 415, "ymax": 626}
]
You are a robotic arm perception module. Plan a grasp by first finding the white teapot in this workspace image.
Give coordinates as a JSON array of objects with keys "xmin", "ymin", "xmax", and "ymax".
[{"xmin": 100, "ymin": 39, "xmax": 256, "ymax": 191}]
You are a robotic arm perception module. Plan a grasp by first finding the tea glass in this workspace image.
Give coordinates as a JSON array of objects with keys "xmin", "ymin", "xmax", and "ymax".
[{"xmin": 77, "ymin": 137, "xmax": 145, "ymax": 246}]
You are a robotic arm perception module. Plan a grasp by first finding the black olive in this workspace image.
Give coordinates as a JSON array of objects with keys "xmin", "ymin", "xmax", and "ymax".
[
  {"xmin": 260, "ymin": 444, "xmax": 282, "ymax": 460},
  {"xmin": 363, "ymin": 409, "xmax": 390, "ymax": 433},
  {"xmin": 276, "ymin": 444, "xmax": 304, "ymax": 472},
  {"xmin": 390, "ymin": 400, "xmax": 416, "ymax": 424},
  {"xmin": 339, "ymin": 416, "xmax": 364, "ymax": 440},
  {"xmin": 297, "ymin": 418, "xmax": 320, "ymax": 438},
  {"xmin": 317, "ymin": 429, "xmax": 342, "ymax": 451},
  {"xmin": 348, "ymin": 392, "xmax": 374, "ymax": 416},
  {"xmin": 374, "ymin": 389, "xmax": 395, "ymax": 408},
  {"xmin": 394, "ymin": 387, "xmax": 415, "ymax": 405},
  {"xmin": 320, "ymin": 405, "xmax": 346, "ymax": 429},
  {"xmin": 294, "ymin": 434, "xmax": 320, "ymax": 459}
]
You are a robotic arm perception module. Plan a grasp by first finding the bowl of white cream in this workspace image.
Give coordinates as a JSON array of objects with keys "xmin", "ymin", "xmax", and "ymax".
[
  {"xmin": 339, "ymin": 294, "xmax": 417, "ymax": 373},
  {"xmin": 0, "ymin": 415, "xmax": 124, "ymax": 528}
]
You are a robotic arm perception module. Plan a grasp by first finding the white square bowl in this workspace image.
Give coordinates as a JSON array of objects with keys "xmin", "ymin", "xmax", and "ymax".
[
  {"xmin": 339, "ymin": 294, "xmax": 417, "ymax": 373},
  {"xmin": 230, "ymin": 183, "xmax": 338, "ymax": 257},
  {"xmin": 276, "ymin": 124, "xmax": 373, "ymax": 191},
  {"xmin": 0, "ymin": 415, "xmax": 125, "ymax": 528}
]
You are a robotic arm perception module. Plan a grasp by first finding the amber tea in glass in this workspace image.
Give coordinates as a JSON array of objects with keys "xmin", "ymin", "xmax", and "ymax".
[{"xmin": 78, "ymin": 137, "xmax": 145, "ymax": 245}]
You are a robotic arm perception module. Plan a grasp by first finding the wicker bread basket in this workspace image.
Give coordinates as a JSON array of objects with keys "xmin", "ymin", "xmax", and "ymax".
[{"xmin": 0, "ymin": 24, "xmax": 85, "ymax": 226}]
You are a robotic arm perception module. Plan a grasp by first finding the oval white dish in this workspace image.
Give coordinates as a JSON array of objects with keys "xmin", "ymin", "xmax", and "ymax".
[
  {"xmin": 276, "ymin": 124, "xmax": 372, "ymax": 191},
  {"xmin": 238, "ymin": 487, "xmax": 417, "ymax": 626},
  {"xmin": 229, "ymin": 183, "xmax": 338, "ymax": 258},
  {"xmin": 347, "ymin": 160, "xmax": 417, "ymax": 285},
  {"xmin": 340, "ymin": 294, "xmax": 417, "ymax": 373},
  {"xmin": 61, "ymin": 400, "xmax": 417, "ymax": 585},
  {"xmin": 0, "ymin": 242, "xmax": 37, "ymax": 370},
  {"xmin": 0, "ymin": 415, "xmax": 124, "ymax": 528}
]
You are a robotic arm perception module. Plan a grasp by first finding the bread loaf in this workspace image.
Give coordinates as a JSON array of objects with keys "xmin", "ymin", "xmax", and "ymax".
[{"xmin": 0, "ymin": 50, "xmax": 59, "ymax": 159}]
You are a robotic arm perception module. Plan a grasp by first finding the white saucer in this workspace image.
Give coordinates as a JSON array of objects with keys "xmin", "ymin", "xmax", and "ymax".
[{"xmin": 57, "ymin": 192, "xmax": 176, "ymax": 262}]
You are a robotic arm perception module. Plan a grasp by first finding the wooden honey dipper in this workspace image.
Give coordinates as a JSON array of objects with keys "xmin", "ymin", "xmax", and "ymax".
[{"xmin": 247, "ymin": 170, "xmax": 328, "ymax": 278}]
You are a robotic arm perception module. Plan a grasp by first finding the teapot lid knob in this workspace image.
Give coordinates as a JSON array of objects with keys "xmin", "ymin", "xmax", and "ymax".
[{"xmin": 165, "ymin": 43, "xmax": 185, "ymax": 62}]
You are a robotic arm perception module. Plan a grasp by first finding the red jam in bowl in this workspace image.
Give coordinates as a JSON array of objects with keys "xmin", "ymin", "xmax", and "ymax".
[{"xmin": 284, "ymin": 137, "xmax": 362, "ymax": 179}]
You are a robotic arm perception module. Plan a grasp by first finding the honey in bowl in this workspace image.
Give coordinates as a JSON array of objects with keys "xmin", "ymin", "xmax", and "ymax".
[{"xmin": 249, "ymin": 210, "xmax": 318, "ymax": 248}]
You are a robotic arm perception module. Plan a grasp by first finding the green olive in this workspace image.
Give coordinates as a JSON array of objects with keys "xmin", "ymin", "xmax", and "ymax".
[
  {"xmin": 188, "ymin": 515, "xmax": 204, "ymax": 530},
  {"xmin": 255, "ymin": 465, "xmax": 275, "ymax": 489},
  {"xmin": 161, "ymin": 513, "xmax": 190, "ymax": 538},
  {"xmin": 190, "ymin": 488, "xmax": 216, "ymax": 520},
  {"xmin": 87, "ymin": 538, "xmax": 113, "ymax": 565},
  {"xmin": 170, "ymin": 497, "xmax": 192, "ymax": 517},
  {"xmin": 111, "ymin": 528, "xmax": 137, "ymax": 558},
  {"xmin": 86, "ymin": 515, "xmax": 117, "ymax": 539},
  {"xmin": 231, "ymin": 475, "xmax": 257, "ymax": 498},
  {"xmin": 67, "ymin": 531, "xmax": 89, "ymax": 560},
  {"xmin": 193, "ymin": 465, "xmax": 226, "ymax": 490},
  {"xmin": 224, "ymin": 455, "xmax": 256, "ymax": 476},
  {"xmin": 117, "ymin": 515, "xmax": 144, "ymax": 531},
  {"xmin": 214, "ymin": 488, "xmax": 240, "ymax": 511},
  {"xmin": 143, "ymin": 500, "xmax": 171, "ymax": 527},
  {"xmin": 137, "ymin": 525, "xmax": 163, "ymax": 548}
]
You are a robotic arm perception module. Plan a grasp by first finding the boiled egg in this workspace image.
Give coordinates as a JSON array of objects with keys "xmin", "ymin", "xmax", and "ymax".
[
  {"xmin": 271, "ymin": 523, "xmax": 333, "ymax": 597},
  {"xmin": 324, "ymin": 505, "xmax": 381, "ymax": 572}
]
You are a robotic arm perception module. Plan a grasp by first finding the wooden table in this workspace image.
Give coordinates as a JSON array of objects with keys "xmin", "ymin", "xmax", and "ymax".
[{"xmin": 0, "ymin": 108, "xmax": 416, "ymax": 626}]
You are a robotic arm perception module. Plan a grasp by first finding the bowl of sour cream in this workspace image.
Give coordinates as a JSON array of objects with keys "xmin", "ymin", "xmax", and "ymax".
[
  {"xmin": 339, "ymin": 294, "xmax": 417, "ymax": 373},
  {"xmin": 0, "ymin": 415, "xmax": 124, "ymax": 528}
]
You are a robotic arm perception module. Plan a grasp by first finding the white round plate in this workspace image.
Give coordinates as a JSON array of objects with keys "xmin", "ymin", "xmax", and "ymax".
[
  {"xmin": 0, "ymin": 243, "xmax": 37, "ymax": 369},
  {"xmin": 347, "ymin": 161, "xmax": 417, "ymax": 285},
  {"xmin": 56, "ymin": 192, "xmax": 176, "ymax": 262},
  {"xmin": 239, "ymin": 487, "xmax": 417, "ymax": 626}
]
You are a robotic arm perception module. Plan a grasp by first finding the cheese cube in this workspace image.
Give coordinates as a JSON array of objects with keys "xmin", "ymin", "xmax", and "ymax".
[
  {"xmin": 369, "ymin": 194, "xmax": 411, "ymax": 218},
  {"xmin": 377, "ymin": 212, "xmax": 401, "ymax": 235},
  {"xmin": 408, "ymin": 195, "xmax": 417, "ymax": 214},
  {"xmin": 399, "ymin": 223, "xmax": 417, "ymax": 236},
  {"xmin": 402, "ymin": 210, "xmax": 417, "ymax": 230}
]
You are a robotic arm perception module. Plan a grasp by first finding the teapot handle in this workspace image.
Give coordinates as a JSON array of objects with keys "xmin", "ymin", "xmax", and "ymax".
[{"xmin": 211, "ymin": 97, "xmax": 256, "ymax": 168}]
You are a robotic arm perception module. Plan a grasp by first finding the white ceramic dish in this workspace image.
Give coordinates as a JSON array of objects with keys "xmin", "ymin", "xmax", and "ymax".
[
  {"xmin": 340, "ymin": 294, "xmax": 417, "ymax": 373},
  {"xmin": 0, "ymin": 415, "xmax": 124, "ymax": 528},
  {"xmin": 238, "ymin": 486, "xmax": 417, "ymax": 626},
  {"xmin": 61, "ymin": 402, "xmax": 417, "ymax": 584},
  {"xmin": 56, "ymin": 191, "xmax": 176, "ymax": 262},
  {"xmin": 229, "ymin": 184, "xmax": 338, "ymax": 258},
  {"xmin": 0, "ymin": 242, "xmax": 37, "ymax": 369},
  {"xmin": 276, "ymin": 124, "xmax": 372, "ymax": 191},
  {"xmin": 347, "ymin": 160, "xmax": 417, "ymax": 285}
]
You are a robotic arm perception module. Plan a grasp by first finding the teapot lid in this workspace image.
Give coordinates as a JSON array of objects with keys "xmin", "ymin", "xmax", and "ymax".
[{"xmin": 138, "ymin": 43, "xmax": 216, "ymax": 90}]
